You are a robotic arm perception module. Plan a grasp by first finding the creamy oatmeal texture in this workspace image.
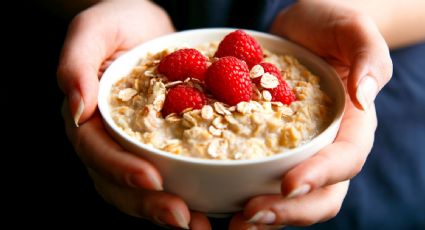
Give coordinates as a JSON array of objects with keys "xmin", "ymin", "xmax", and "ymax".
[{"xmin": 110, "ymin": 43, "xmax": 332, "ymax": 160}]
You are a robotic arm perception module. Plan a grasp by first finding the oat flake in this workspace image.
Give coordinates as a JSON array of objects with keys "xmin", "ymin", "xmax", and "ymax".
[{"xmin": 118, "ymin": 88, "xmax": 138, "ymax": 101}]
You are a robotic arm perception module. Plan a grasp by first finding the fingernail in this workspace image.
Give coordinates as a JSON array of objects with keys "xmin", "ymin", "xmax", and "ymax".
[
  {"xmin": 171, "ymin": 209, "xmax": 190, "ymax": 229},
  {"xmin": 248, "ymin": 210, "xmax": 276, "ymax": 224},
  {"xmin": 148, "ymin": 173, "xmax": 164, "ymax": 191},
  {"xmin": 286, "ymin": 184, "xmax": 311, "ymax": 199},
  {"xmin": 356, "ymin": 75, "xmax": 378, "ymax": 111},
  {"xmin": 69, "ymin": 91, "xmax": 84, "ymax": 127},
  {"xmin": 129, "ymin": 173, "xmax": 163, "ymax": 191}
]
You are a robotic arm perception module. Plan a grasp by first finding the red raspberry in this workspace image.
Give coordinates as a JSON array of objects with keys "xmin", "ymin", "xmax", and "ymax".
[
  {"xmin": 162, "ymin": 85, "xmax": 207, "ymax": 116},
  {"xmin": 158, "ymin": 48, "xmax": 208, "ymax": 81},
  {"xmin": 205, "ymin": 56, "xmax": 252, "ymax": 106},
  {"xmin": 215, "ymin": 30, "xmax": 263, "ymax": 68},
  {"xmin": 252, "ymin": 62, "xmax": 282, "ymax": 84},
  {"xmin": 253, "ymin": 62, "xmax": 296, "ymax": 105},
  {"xmin": 259, "ymin": 62, "xmax": 281, "ymax": 79}
]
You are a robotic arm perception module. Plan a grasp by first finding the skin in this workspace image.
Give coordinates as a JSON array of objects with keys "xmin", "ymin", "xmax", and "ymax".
[{"xmin": 55, "ymin": 0, "xmax": 424, "ymax": 229}]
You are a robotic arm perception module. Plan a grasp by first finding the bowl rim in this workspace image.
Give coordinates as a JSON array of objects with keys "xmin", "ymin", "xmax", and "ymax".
[{"xmin": 98, "ymin": 28, "xmax": 346, "ymax": 166}]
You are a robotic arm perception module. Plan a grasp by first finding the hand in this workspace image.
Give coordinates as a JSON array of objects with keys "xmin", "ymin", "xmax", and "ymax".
[
  {"xmin": 58, "ymin": 1, "xmax": 210, "ymax": 229},
  {"xmin": 230, "ymin": 1, "xmax": 392, "ymax": 228}
]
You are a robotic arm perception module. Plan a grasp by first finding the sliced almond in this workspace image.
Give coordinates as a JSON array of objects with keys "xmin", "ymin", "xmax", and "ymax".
[
  {"xmin": 262, "ymin": 90, "xmax": 272, "ymax": 102},
  {"xmin": 250, "ymin": 64, "xmax": 264, "ymax": 79},
  {"xmin": 208, "ymin": 125, "xmax": 222, "ymax": 136},
  {"xmin": 213, "ymin": 102, "xmax": 231, "ymax": 116},
  {"xmin": 183, "ymin": 112, "xmax": 198, "ymax": 127},
  {"xmin": 201, "ymin": 105, "xmax": 214, "ymax": 120},
  {"xmin": 236, "ymin": 101, "xmax": 252, "ymax": 114},
  {"xmin": 212, "ymin": 116, "xmax": 227, "ymax": 129},
  {"xmin": 165, "ymin": 113, "xmax": 181, "ymax": 123},
  {"xmin": 260, "ymin": 73, "xmax": 279, "ymax": 89}
]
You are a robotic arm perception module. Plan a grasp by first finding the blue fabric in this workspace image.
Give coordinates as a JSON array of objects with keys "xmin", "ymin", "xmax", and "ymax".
[
  {"xmin": 154, "ymin": 1, "xmax": 425, "ymax": 229},
  {"xmin": 154, "ymin": 0, "xmax": 296, "ymax": 31},
  {"xmin": 293, "ymin": 43, "xmax": 425, "ymax": 230}
]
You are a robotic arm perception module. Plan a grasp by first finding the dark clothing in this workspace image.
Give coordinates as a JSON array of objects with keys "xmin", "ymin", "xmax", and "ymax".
[
  {"xmin": 155, "ymin": 0, "xmax": 296, "ymax": 31},
  {"xmin": 155, "ymin": 1, "xmax": 425, "ymax": 229}
]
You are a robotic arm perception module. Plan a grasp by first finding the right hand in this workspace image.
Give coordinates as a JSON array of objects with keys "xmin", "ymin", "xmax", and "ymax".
[{"xmin": 58, "ymin": 1, "xmax": 210, "ymax": 228}]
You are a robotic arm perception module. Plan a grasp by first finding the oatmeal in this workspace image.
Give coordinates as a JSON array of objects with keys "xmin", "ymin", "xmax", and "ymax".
[{"xmin": 109, "ymin": 31, "xmax": 332, "ymax": 160}]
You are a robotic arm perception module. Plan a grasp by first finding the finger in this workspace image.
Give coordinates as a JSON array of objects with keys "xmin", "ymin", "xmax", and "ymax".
[
  {"xmin": 336, "ymin": 13, "xmax": 393, "ymax": 111},
  {"xmin": 239, "ymin": 181, "xmax": 349, "ymax": 227},
  {"xmin": 57, "ymin": 8, "xmax": 120, "ymax": 126},
  {"xmin": 189, "ymin": 212, "xmax": 212, "ymax": 230},
  {"xmin": 90, "ymin": 169, "xmax": 190, "ymax": 229},
  {"xmin": 62, "ymin": 101, "xmax": 163, "ymax": 191},
  {"xmin": 280, "ymin": 103, "xmax": 376, "ymax": 198}
]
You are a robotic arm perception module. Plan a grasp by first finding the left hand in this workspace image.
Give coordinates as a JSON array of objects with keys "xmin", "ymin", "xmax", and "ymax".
[{"xmin": 229, "ymin": 0, "xmax": 392, "ymax": 228}]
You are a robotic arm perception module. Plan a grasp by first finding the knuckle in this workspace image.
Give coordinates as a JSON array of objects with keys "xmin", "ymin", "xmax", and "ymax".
[
  {"xmin": 350, "ymin": 161, "xmax": 364, "ymax": 178},
  {"xmin": 345, "ymin": 142, "xmax": 367, "ymax": 178},
  {"xmin": 274, "ymin": 207, "xmax": 316, "ymax": 226},
  {"xmin": 309, "ymin": 154, "xmax": 332, "ymax": 185},
  {"xmin": 71, "ymin": 9, "xmax": 96, "ymax": 30},
  {"xmin": 347, "ymin": 11, "xmax": 373, "ymax": 28},
  {"xmin": 245, "ymin": 196, "xmax": 272, "ymax": 212}
]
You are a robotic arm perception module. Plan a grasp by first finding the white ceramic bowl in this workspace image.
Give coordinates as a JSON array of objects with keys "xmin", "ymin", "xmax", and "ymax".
[{"xmin": 98, "ymin": 28, "xmax": 345, "ymax": 215}]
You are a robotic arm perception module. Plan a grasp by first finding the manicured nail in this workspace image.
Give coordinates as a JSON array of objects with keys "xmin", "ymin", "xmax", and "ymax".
[
  {"xmin": 148, "ymin": 173, "xmax": 163, "ymax": 191},
  {"xmin": 248, "ymin": 210, "xmax": 276, "ymax": 224},
  {"xmin": 171, "ymin": 210, "xmax": 190, "ymax": 229},
  {"xmin": 286, "ymin": 184, "xmax": 311, "ymax": 199},
  {"xmin": 69, "ymin": 91, "xmax": 84, "ymax": 127},
  {"xmin": 129, "ymin": 173, "xmax": 163, "ymax": 191},
  {"xmin": 356, "ymin": 75, "xmax": 378, "ymax": 111}
]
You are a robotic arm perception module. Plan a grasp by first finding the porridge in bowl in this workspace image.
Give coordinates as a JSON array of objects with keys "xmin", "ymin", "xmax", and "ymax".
[{"xmin": 109, "ymin": 30, "xmax": 332, "ymax": 160}]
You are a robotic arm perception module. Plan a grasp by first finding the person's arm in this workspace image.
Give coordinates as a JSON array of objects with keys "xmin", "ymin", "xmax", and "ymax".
[{"xmin": 346, "ymin": 0, "xmax": 425, "ymax": 48}]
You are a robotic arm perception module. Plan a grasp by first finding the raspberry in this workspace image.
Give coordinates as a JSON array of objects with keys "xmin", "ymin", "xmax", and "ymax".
[
  {"xmin": 215, "ymin": 30, "xmax": 263, "ymax": 68},
  {"xmin": 253, "ymin": 62, "xmax": 296, "ymax": 105},
  {"xmin": 161, "ymin": 85, "xmax": 207, "ymax": 116},
  {"xmin": 205, "ymin": 56, "xmax": 252, "ymax": 106},
  {"xmin": 158, "ymin": 48, "xmax": 208, "ymax": 81},
  {"xmin": 259, "ymin": 62, "xmax": 281, "ymax": 79}
]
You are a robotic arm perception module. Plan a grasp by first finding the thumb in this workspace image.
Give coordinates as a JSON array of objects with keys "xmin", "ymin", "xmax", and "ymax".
[
  {"xmin": 346, "ymin": 17, "xmax": 393, "ymax": 111},
  {"xmin": 57, "ymin": 12, "xmax": 114, "ymax": 126}
]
